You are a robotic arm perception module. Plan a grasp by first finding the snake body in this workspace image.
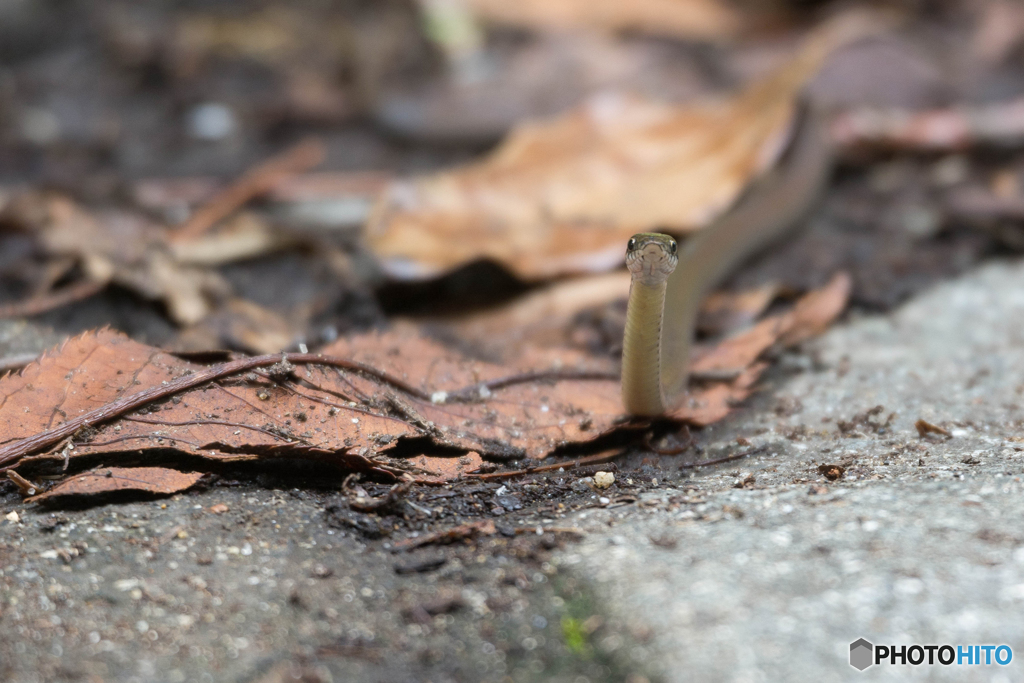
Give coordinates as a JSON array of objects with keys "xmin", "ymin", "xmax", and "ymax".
[{"xmin": 621, "ymin": 108, "xmax": 833, "ymax": 416}]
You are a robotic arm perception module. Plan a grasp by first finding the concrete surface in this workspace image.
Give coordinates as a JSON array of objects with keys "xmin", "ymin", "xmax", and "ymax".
[{"xmin": 560, "ymin": 258, "xmax": 1024, "ymax": 682}]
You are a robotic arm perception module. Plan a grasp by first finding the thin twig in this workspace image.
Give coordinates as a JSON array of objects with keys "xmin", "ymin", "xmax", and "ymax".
[
  {"xmin": 447, "ymin": 369, "xmax": 618, "ymax": 401},
  {"xmin": 467, "ymin": 451, "xmax": 622, "ymax": 480},
  {"xmin": 0, "ymin": 280, "xmax": 106, "ymax": 320},
  {"xmin": 831, "ymin": 97, "xmax": 1024, "ymax": 151},
  {"xmin": 169, "ymin": 138, "xmax": 325, "ymax": 242},
  {"xmin": 120, "ymin": 415, "xmax": 296, "ymax": 441},
  {"xmin": 677, "ymin": 445, "xmax": 766, "ymax": 470},
  {"xmin": 0, "ymin": 353, "xmax": 40, "ymax": 375}
]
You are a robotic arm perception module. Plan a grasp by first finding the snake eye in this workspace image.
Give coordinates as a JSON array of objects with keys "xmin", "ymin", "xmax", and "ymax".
[
  {"xmin": 627, "ymin": 238, "xmax": 637, "ymax": 251},
  {"xmin": 669, "ymin": 240, "xmax": 677, "ymax": 254}
]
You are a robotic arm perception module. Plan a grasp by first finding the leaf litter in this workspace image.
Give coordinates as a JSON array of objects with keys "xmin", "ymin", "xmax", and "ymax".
[
  {"xmin": 0, "ymin": 273, "xmax": 849, "ymax": 494},
  {"xmin": 0, "ymin": 13, "xmax": 873, "ymax": 503},
  {"xmin": 0, "ymin": 138, "xmax": 325, "ymax": 331}
]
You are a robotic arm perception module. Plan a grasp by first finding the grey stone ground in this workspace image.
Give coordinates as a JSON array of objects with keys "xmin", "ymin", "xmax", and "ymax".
[
  {"xmin": 560, "ymin": 259, "xmax": 1024, "ymax": 682},
  {"xmin": 6, "ymin": 260, "xmax": 1024, "ymax": 682}
]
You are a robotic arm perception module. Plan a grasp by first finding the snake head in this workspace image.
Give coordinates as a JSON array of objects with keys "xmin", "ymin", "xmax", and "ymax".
[{"xmin": 625, "ymin": 232, "xmax": 678, "ymax": 286}]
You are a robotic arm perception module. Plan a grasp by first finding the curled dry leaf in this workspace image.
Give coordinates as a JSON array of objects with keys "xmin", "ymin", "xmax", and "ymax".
[
  {"xmin": 698, "ymin": 282, "xmax": 782, "ymax": 336},
  {"xmin": 464, "ymin": 0, "xmax": 740, "ymax": 40},
  {"xmin": 2, "ymin": 193, "xmax": 230, "ymax": 325},
  {"xmin": 690, "ymin": 272, "xmax": 851, "ymax": 375},
  {"xmin": 173, "ymin": 298, "xmax": 298, "ymax": 355},
  {"xmin": 28, "ymin": 467, "xmax": 204, "ymax": 502},
  {"xmin": 367, "ymin": 16, "xmax": 874, "ymax": 280},
  {"xmin": 670, "ymin": 272, "xmax": 851, "ymax": 424},
  {"xmin": 433, "ymin": 271, "xmax": 631, "ymax": 358},
  {"xmin": 439, "ymin": 274, "xmax": 784, "ymax": 359},
  {"xmin": 1, "ymin": 138, "xmax": 325, "ymax": 329}
]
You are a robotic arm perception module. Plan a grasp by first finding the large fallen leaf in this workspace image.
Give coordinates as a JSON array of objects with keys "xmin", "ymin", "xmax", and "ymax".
[
  {"xmin": 464, "ymin": 0, "xmax": 740, "ymax": 40},
  {"xmin": 0, "ymin": 328, "xmax": 621, "ymax": 478},
  {"xmin": 28, "ymin": 467, "xmax": 204, "ymax": 503},
  {"xmin": 0, "ymin": 274, "xmax": 849, "ymax": 483},
  {"xmin": 366, "ymin": 16, "xmax": 873, "ymax": 279}
]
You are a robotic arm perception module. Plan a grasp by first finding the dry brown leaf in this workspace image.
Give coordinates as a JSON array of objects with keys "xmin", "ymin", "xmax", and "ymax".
[
  {"xmin": 315, "ymin": 328, "xmax": 623, "ymax": 460},
  {"xmin": 691, "ymin": 272, "xmax": 850, "ymax": 374},
  {"xmin": 0, "ymin": 328, "xmax": 622, "ymax": 478},
  {"xmin": 438, "ymin": 274, "xmax": 786, "ymax": 358},
  {"xmin": 2, "ymin": 137, "xmax": 329, "ymax": 328},
  {"xmin": 465, "ymin": 0, "xmax": 740, "ymax": 40},
  {"xmin": 436, "ymin": 271, "xmax": 631, "ymax": 356},
  {"xmin": 0, "ymin": 329, "xmax": 411, "ymax": 477},
  {"xmin": 698, "ymin": 282, "xmax": 782, "ymax": 335},
  {"xmin": 173, "ymin": 298, "xmax": 298, "ymax": 355},
  {"xmin": 169, "ymin": 212, "xmax": 286, "ymax": 266},
  {"xmin": 3, "ymin": 193, "xmax": 231, "ymax": 325},
  {"xmin": 28, "ymin": 467, "xmax": 204, "ymax": 502},
  {"xmin": 778, "ymin": 272, "xmax": 853, "ymax": 346},
  {"xmin": 367, "ymin": 16, "xmax": 873, "ymax": 280}
]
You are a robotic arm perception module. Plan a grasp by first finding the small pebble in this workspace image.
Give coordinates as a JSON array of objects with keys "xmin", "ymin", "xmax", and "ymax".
[
  {"xmin": 572, "ymin": 477, "xmax": 594, "ymax": 492},
  {"xmin": 187, "ymin": 102, "xmax": 236, "ymax": 141}
]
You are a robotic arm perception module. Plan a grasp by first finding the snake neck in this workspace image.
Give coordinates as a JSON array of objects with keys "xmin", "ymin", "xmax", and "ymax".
[{"xmin": 621, "ymin": 278, "xmax": 668, "ymax": 416}]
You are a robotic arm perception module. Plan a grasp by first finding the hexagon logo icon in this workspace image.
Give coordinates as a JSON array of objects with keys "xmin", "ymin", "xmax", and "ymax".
[{"xmin": 850, "ymin": 638, "xmax": 874, "ymax": 671}]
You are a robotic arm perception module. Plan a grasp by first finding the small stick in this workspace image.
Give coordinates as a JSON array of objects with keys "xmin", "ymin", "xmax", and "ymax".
[
  {"xmin": 467, "ymin": 451, "xmax": 621, "ymax": 480},
  {"xmin": 678, "ymin": 445, "xmax": 766, "ymax": 470},
  {"xmin": 169, "ymin": 138, "xmax": 325, "ymax": 242},
  {"xmin": 0, "ymin": 280, "xmax": 106, "ymax": 320},
  {"xmin": 0, "ymin": 353, "xmax": 40, "ymax": 374},
  {"xmin": 831, "ymin": 97, "xmax": 1024, "ymax": 152},
  {"xmin": 447, "ymin": 369, "xmax": 617, "ymax": 401},
  {"xmin": 7, "ymin": 470, "xmax": 40, "ymax": 496}
]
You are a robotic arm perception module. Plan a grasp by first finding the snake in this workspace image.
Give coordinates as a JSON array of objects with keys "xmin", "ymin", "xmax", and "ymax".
[{"xmin": 621, "ymin": 106, "xmax": 833, "ymax": 416}]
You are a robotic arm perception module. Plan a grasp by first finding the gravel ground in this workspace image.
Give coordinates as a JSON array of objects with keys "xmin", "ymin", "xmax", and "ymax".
[
  {"xmin": 6, "ymin": 260, "xmax": 1024, "ymax": 683},
  {"xmin": 0, "ymin": 480, "xmax": 657, "ymax": 683},
  {"xmin": 559, "ymin": 258, "xmax": 1024, "ymax": 682}
]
